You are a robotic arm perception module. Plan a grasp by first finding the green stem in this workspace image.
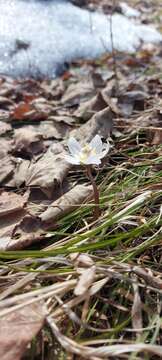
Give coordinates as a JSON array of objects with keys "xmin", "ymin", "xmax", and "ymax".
[{"xmin": 86, "ymin": 165, "xmax": 100, "ymax": 220}]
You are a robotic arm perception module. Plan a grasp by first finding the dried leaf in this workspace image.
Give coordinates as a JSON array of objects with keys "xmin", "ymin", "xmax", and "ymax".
[
  {"xmin": 11, "ymin": 102, "xmax": 48, "ymax": 121},
  {"xmin": 13, "ymin": 128, "xmax": 44, "ymax": 156},
  {"xmin": 75, "ymin": 91, "xmax": 108, "ymax": 120},
  {"xmin": 0, "ymin": 303, "xmax": 45, "ymax": 360},
  {"xmin": 73, "ymin": 106, "xmax": 114, "ymax": 142},
  {"xmin": 61, "ymin": 81, "xmax": 94, "ymax": 105},
  {"xmin": 0, "ymin": 155, "xmax": 15, "ymax": 185},
  {"xmin": 11, "ymin": 102, "xmax": 32, "ymax": 120},
  {"xmin": 0, "ymin": 191, "xmax": 27, "ymax": 217},
  {"xmin": 24, "ymin": 120, "xmax": 73, "ymax": 140},
  {"xmin": 0, "ymin": 210, "xmax": 27, "ymax": 240},
  {"xmin": 118, "ymin": 90, "xmax": 149, "ymax": 116},
  {"xmin": 74, "ymin": 266, "xmax": 96, "ymax": 296},
  {"xmin": 13, "ymin": 159, "xmax": 30, "ymax": 187},
  {"xmin": 40, "ymin": 184, "xmax": 93, "ymax": 225},
  {"xmin": 26, "ymin": 143, "xmax": 70, "ymax": 196}
]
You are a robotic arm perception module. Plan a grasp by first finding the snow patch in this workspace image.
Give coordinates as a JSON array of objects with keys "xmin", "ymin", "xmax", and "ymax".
[{"xmin": 0, "ymin": 0, "xmax": 161, "ymax": 78}]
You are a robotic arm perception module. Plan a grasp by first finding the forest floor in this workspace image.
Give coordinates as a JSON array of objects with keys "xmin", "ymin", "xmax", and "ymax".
[{"xmin": 0, "ymin": 1, "xmax": 162, "ymax": 359}]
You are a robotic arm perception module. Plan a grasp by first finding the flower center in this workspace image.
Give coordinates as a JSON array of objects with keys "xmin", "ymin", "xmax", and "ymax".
[{"xmin": 79, "ymin": 144, "xmax": 96, "ymax": 163}]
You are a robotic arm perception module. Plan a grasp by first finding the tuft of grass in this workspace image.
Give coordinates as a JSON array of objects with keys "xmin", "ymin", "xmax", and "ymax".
[{"xmin": 0, "ymin": 134, "xmax": 162, "ymax": 359}]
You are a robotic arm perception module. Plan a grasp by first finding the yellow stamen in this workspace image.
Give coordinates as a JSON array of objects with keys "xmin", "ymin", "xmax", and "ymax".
[{"xmin": 79, "ymin": 144, "xmax": 96, "ymax": 163}]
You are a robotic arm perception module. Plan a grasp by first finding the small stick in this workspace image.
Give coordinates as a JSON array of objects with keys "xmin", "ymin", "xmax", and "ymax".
[{"xmin": 109, "ymin": 0, "xmax": 119, "ymax": 93}]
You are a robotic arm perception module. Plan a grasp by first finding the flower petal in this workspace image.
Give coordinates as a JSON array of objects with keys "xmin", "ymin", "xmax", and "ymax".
[
  {"xmin": 99, "ymin": 142, "xmax": 110, "ymax": 159},
  {"xmin": 67, "ymin": 137, "xmax": 81, "ymax": 156},
  {"xmin": 64, "ymin": 154, "xmax": 80, "ymax": 165},
  {"xmin": 84, "ymin": 155, "xmax": 101, "ymax": 165},
  {"xmin": 90, "ymin": 135, "xmax": 102, "ymax": 154}
]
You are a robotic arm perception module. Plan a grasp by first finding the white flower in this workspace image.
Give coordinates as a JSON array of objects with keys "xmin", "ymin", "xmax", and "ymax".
[{"xmin": 65, "ymin": 134, "xmax": 110, "ymax": 165}]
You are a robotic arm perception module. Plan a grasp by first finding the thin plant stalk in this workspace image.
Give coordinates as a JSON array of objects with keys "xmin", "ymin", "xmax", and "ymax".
[
  {"xmin": 109, "ymin": 0, "xmax": 118, "ymax": 92},
  {"xmin": 86, "ymin": 165, "xmax": 100, "ymax": 220}
]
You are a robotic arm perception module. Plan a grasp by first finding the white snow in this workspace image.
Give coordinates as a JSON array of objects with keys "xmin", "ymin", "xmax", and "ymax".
[{"xmin": 0, "ymin": 0, "xmax": 161, "ymax": 78}]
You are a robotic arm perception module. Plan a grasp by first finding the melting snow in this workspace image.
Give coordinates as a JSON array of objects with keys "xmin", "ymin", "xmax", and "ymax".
[{"xmin": 0, "ymin": 0, "xmax": 161, "ymax": 78}]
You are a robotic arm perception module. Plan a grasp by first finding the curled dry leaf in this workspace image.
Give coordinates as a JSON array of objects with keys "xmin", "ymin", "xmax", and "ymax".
[
  {"xmin": 75, "ymin": 91, "xmax": 108, "ymax": 120},
  {"xmin": 26, "ymin": 143, "xmax": 70, "ymax": 197},
  {"xmin": 0, "ymin": 302, "xmax": 45, "ymax": 360},
  {"xmin": 74, "ymin": 265, "xmax": 96, "ymax": 296},
  {"xmin": 73, "ymin": 106, "xmax": 114, "ymax": 142},
  {"xmin": 40, "ymin": 184, "xmax": 93, "ymax": 225}
]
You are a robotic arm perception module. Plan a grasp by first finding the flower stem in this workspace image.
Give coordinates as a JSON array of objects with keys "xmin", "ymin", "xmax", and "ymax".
[{"xmin": 86, "ymin": 165, "xmax": 100, "ymax": 220}]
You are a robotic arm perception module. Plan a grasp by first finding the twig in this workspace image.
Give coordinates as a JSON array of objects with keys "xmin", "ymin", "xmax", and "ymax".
[{"xmin": 109, "ymin": 0, "xmax": 119, "ymax": 92}]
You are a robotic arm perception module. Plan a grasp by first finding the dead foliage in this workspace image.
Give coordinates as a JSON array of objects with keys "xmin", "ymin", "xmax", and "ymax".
[
  {"xmin": 0, "ymin": 2, "xmax": 162, "ymax": 359},
  {"xmin": 0, "ymin": 303, "xmax": 45, "ymax": 360}
]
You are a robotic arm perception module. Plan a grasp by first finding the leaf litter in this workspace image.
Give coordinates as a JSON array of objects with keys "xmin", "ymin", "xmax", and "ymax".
[{"xmin": 1, "ymin": 1, "xmax": 162, "ymax": 359}]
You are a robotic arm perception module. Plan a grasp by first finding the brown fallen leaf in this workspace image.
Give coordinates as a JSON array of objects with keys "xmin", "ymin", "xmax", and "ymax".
[
  {"xmin": 11, "ymin": 102, "xmax": 48, "ymax": 122},
  {"xmin": 0, "ymin": 191, "xmax": 27, "ymax": 217},
  {"xmin": 40, "ymin": 78, "xmax": 64, "ymax": 100},
  {"xmin": 11, "ymin": 102, "xmax": 32, "ymax": 120},
  {"xmin": 0, "ymin": 210, "xmax": 27, "ymax": 240},
  {"xmin": 0, "ymin": 155, "xmax": 15, "ymax": 185},
  {"xmin": 73, "ymin": 106, "xmax": 114, "ymax": 142},
  {"xmin": 13, "ymin": 159, "xmax": 31, "ymax": 187},
  {"xmin": 21, "ymin": 120, "xmax": 73, "ymax": 141},
  {"xmin": 61, "ymin": 80, "xmax": 94, "ymax": 106},
  {"xmin": 50, "ymin": 115, "xmax": 75, "ymax": 125},
  {"xmin": 0, "ymin": 191, "xmax": 30, "ymax": 247},
  {"xmin": 6, "ymin": 215, "xmax": 43, "ymax": 250},
  {"xmin": 75, "ymin": 91, "xmax": 108, "ymax": 120},
  {"xmin": 0, "ymin": 302, "xmax": 45, "ymax": 360},
  {"xmin": 26, "ymin": 143, "xmax": 70, "ymax": 197},
  {"xmin": 13, "ymin": 128, "xmax": 44, "ymax": 157},
  {"xmin": 39, "ymin": 184, "xmax": 93, "ymax": 225},
  {"xmin": 118, "ymin": 89, "xmax": 149, "ymax": 116},
  {"xmin": 74, "ymin": 266, "xmax": 96, "ymax": 296},
  {"xmin": 0, "ymin": 232, "xmax": 45, "ymax": 251},
  {"xmin": 0, "ymin": 209, "xmax": 45, "ymax": 250}
]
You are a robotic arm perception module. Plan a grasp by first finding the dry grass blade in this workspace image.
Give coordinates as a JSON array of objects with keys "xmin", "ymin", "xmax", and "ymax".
[
  {"xmin": 46, "ymin": 315, "xmax": 162, "ymax": 358},
  {"xmin": 131, "ymin": 282, "xmax": 143, "ymax": 333},
  {"xmin": 74, "ymin": 265, "xmax": 96, "ymax": 296}
]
